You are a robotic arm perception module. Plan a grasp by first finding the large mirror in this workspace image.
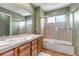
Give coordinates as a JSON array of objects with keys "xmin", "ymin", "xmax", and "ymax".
[
  {"xmin": 0, "ymin": 12, "xmax": 11, "ymax": 37},
  {"xmin": 0, "ymin": 3, "xmax": 33, "ymax": 37}
]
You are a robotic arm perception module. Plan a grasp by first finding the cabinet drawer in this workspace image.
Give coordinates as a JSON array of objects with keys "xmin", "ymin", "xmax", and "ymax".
[
  {"xmin": 19, "ymin": 43, "xmax": 30, "ymax": 53},
  {"xmin": 1, "ymin": 50, "xmax": 14, "ymax": 56},
  {"xmin": 32, "ymin": 48, "xmax": 37, "ymax": 56},
  {"xmin": 32, "ymin": 43, "xmax": 37, "ymax": 51},
  {"xmin": 20, "ymin": 48, "xmax": 30, "ymax": 56},
  {"xmin": 32, "ymin": 40, "xmax": 37, "ymax": 45}
]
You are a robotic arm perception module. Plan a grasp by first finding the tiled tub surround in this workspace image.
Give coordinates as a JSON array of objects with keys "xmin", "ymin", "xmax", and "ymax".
[{"xmin": 0, "ymin": 34, "xmax": 43, "ymax": 56}]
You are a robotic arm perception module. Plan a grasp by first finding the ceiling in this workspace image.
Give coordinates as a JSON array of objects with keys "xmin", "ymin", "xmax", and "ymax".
[
  {"xmin": 0, "ymin": 3, "xmax": 32, "ymax": 16},
  {"xmin": 32, "ymin": 3, "xmax": 71, "ymax": 11},
  {"xmin": 0, "ymin": 3, "xmax": 71, "ymax": 16}
]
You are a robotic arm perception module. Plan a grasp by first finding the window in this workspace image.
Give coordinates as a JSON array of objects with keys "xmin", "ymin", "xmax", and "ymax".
[
  {"xmin": 47, "ymin": 16, "xmax": 55, "ymax": 23},
  {"xmin": 47, "ymin": 15, "xmax": 66, "ymax": 23},
  {"xmin": 27, "ymin": 20, "xmax": 32, "ymax": 25},
  {"xmin": 56, "ymin": 15, "xmax": 66, "ymax": 22},
  {"xmin": 19, "ymin": 21, "xmax": 25, "ymax": 27}
]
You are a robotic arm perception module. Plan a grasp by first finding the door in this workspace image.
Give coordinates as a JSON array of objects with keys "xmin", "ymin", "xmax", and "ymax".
[
  {"xmin": 44, "ymin": 14, "xmax": 72, "ymax": 44},
  {"xmin": 55, "ymin": 14, "xmax": 72, "ymax": 42},
  {"xmin": 45, "ymin": 16, "xmax": 56, "ymax": 39}
]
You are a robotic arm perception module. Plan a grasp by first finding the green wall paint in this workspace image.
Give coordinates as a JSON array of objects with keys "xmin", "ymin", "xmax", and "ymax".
[
  {"xmin": 45, "ymin": 7, "xmax": 69, "ymax": 16},
  {"xmin": 74, "ymin": 8, "xmax": 79, "ymax": 55},
  {"xmin": 40, "ymin": 8, "xmax": 45, "ymax": 17},
  {"xmin": 69, "ymin": 4, "xmax": 79, "ymax": 55},
  {"xmin": 35, "ymin": 7, "xmax": 41, "ymax": 34},
  {"xmin": 35, "ymin": 7, "xmax": 45, "ymax": 34},
  {"xmin": 69, "ymin": 3, "xmax": 79, "ymax": 12}
]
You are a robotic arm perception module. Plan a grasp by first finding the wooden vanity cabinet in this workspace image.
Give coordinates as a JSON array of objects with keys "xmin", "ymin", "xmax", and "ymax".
[
  {"xmin": 37, "ymin": 37, "xmax": 43, "ymax": 53},
  {"xmin": 0, "ymin": 49, "xmax": 15, "ymax": 56},
  {"xmin": 31, "ymin": 40, "xmax": 38, "ymax": 56},
  {"xmin": 19, "ymin": 43, "xmax": 30, "ymax": 56},
  {"xmin": 0, "ymin": 48, "xmax": 19, "ymax": 56},
  {"xmin": 0, "ymin": 37, "xmax": 43, "ymax": 56},
  {"xmin": 32, "ymin": 48, "xmax": 37, "ymax": 56}
]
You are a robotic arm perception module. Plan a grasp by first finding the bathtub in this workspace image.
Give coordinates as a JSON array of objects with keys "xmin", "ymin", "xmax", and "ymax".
[{"xmin": 43, "ymin": 39, "xmax": 74, "ymax": 55}]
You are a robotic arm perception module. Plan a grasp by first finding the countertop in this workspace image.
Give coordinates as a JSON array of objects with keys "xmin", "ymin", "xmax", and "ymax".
[{"xmin": 0, "ymin": 34, "xmax": 42, "ymax": 54}]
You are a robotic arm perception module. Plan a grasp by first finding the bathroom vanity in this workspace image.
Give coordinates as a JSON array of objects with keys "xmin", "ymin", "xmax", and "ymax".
[{"xmin": 0, "ymin": 34, "xmax": 43, "ymax": 56}]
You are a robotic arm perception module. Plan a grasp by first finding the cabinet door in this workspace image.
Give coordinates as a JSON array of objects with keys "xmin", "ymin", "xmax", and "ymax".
[
  {"xmin": 1, "ymin": 50, "xmax": 15, "ymax": 56},
  {"xmin": 38, "ymin": 38, "xmax": 43, "ymax": 53},
  {"xmin": 20, "ymin": 48, "xmax": 30, "ymax": 56},
  {"xmin": 31, "ymin": 40, "xmax": 38, "ymax": 56},
  {"xmin": 32, "ymin": 43, "xmax": 37, "ymax": 51},
  {"xmin": 19, "ymin": 43, "xmax": 30, "ymax": 56},
  {"xmin": 32, "ymin": 48, "xmax": 37, "ymax": 56}
]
